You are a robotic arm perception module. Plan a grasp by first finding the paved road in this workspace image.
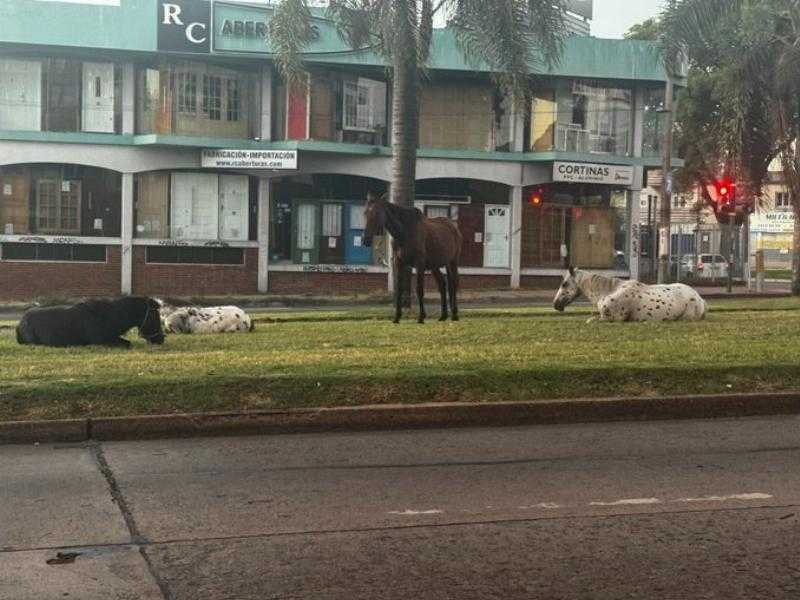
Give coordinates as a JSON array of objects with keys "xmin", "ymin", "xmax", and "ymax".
[{"xmin": 3, "ymin": 416, "xmax": 800, "ymax": 599}]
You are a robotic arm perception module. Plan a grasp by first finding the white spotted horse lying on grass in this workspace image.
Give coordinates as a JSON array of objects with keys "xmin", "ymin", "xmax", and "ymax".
[
  {"xmin": 553, "ymin": 267, "xmax": 707, "ymax": 322},
  {"xmin": 16, "ymin": 296, "xmax": 165, "ymax": 348},
  {"xmin": 158, "ymin": 303, "xmax": 254, "ymax": 334}
]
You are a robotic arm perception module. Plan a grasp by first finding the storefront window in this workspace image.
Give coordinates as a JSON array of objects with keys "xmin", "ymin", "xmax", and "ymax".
[
  {"xmin": 0, "ymin": 57, "xmax": 120, "ymax": 134},
  {"xmin": 0, "ymin": 165, "xmax": 121, "ymax": 237},
  {"xmin": 136, "ymin": 62, "xmax": 255, "ymax": 138},
  {"xmin": 281, "ymin": 72, "xmax": 389, "ymax": 145},
  {"xmin": 545, "ymin": 80, "xmax": 632, "ymax": 156},
  {"xmin": 522, "ymin": 184, "xmax": 630, "ymax": 271},
  {"xmin": 134, "ymin": 172, "xmax": 255, "ymax": 241}
]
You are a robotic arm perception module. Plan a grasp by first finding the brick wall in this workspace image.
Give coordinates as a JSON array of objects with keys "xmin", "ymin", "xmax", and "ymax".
[
  {"xmin": 0, "ymin": 246, "xmax": 121, "ymax": 301},
  {"xmin": 520, "ymin": 275, "xmax": 562, "ymax": 290},
  {"xmin": 268, "ymin": 271, "xmax": 388, "ymax": 295},
  {"xmin": 132, "ymin": 247, "xmax": 259, "ymax": 297},
  {"xmin": 268, "ymin": 271, "xmax": 511, "ymax": 295}
]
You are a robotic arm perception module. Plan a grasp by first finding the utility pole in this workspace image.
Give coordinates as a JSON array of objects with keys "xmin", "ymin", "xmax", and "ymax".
[{"xmin": 657, "ymin": 76, "xmax": 674, "ymax": 284}]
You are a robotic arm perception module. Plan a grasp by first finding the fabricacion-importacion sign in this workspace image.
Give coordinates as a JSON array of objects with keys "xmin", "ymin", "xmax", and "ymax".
[{"xmin": 201, "ymin": 149, "xmax": 298, "ymax": 170}]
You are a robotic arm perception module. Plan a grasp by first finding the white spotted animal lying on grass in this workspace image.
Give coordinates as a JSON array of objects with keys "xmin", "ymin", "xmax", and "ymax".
[
  {"xmin": 553, "ymin": 267, "xmax": 706, "ymax": 322},
  {"xmin": 157, "ymin": 303, "xmax": 255, "ymax": 334}
]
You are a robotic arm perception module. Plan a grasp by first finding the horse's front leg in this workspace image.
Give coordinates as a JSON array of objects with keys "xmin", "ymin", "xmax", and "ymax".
[
  {"xmin": 416, "ymin": 264, "xmax": 427, "ymax": 324},
  {"xmin": 393, "ymin": 261, "xmax": 406, "ymax": 324},
  {"xmin": 432, "ymin": 269, "xmax": 448, "ymax": 321}
]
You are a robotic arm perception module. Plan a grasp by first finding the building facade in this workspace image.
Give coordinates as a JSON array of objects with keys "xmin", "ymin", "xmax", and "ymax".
[
  {"xmin": 0, "ymin": 0, "xmax": 676, "ymax": 300},
  {"xmin": 750, "ymin": 163, "xmax": 794, "ymax": 269}
]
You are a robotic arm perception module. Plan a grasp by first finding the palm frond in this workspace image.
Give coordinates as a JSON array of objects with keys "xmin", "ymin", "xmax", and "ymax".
[
  {"xmin": 269, "ymin": 0, "xmax": 317, "ymax": 83},
  {"xmin": 448, "ymin": 0, "xmax": 565, "ymax": 103}
]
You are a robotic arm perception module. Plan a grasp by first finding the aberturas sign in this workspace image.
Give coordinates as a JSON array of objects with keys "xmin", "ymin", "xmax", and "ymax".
[
  {"xmin": 201, "ymin": 149, "xmax": 298, "ymax": 170},
  {"xmin": 158, "ymin": 0, "xmax": 211, "ymax": 54},
  {"xmin": 553, "ymin": 161, "xmax": 634, "ymax": 186}
]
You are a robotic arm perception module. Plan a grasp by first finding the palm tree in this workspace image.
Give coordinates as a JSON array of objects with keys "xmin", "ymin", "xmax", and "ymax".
[
  {"xmin": 661, "ymin": 0, "xmax": 800, "ymax": 293},
  {"xmin": 270, "ymin": 0, "xmax": 567, "ymax": 209}
]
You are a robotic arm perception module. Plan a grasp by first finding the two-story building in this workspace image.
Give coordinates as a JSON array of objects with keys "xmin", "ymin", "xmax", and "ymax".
[{"xmin": 0, "ymin": 0, "xmax": 677, "ymax": 300}]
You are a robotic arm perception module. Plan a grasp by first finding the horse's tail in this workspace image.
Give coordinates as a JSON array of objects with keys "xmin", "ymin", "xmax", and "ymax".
[{"xmin": 249, "ymin": 318, "xmax": 256, "ymax": 332}]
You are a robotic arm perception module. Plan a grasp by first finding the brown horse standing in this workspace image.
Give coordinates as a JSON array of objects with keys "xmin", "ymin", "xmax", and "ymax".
[{"xmin": 363, "ymin": 192, "xmax": 462, "ymax": 324}]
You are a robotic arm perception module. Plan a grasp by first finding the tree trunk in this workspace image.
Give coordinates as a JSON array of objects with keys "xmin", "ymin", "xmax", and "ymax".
[
  {"xmin": 390, "ymin": 0, "xmax": 419, "ymax": 209},
  {"xmin": 390, "ymin": 0, "xmax": 420, "ymax": 308}
]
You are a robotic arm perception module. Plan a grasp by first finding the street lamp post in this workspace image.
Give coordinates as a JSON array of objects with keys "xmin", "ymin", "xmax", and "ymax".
[{"xmin": 657, "ymin": 76, "xmax": 674, "ymax": 284}]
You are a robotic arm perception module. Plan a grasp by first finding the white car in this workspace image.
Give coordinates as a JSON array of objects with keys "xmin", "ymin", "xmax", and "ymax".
[
  {"xmin": 677, "ymin": 254, "xmax": 729, "ymax": 279},
  {"xmin": 696, "ymin": 254, "xmax": 729, "ymax": 279}
]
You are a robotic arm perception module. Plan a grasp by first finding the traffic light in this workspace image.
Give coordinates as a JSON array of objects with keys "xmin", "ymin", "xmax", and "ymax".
[
  {"xmin": 528, "ymin": 187, "xmax": 545, "ymax": 206},
  {"xmin": 715, "ymin": 178, "xmax": 736, "ymax": 212}
]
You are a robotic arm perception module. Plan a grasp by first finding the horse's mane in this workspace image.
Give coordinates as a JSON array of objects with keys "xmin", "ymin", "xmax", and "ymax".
[
  {"xmin": 574, "ymin": 270, "xmax": 624, "ymax": 304},
  {"xmin": 379, "ymin": 198, "xmax": 422, "ymax": 243}
]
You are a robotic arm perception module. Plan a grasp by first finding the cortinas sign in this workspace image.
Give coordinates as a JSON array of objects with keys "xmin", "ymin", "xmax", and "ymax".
[
  {"xmin": 158, "ymin": 0, "xmax": 211, "ymax": 54},
  {"xmin": 553, "ymin": 161, "xmax": 634, "ymax": 186},
  {"xmin": 201, "ymin": 149, "xmax": 298, "ymax": 170}
]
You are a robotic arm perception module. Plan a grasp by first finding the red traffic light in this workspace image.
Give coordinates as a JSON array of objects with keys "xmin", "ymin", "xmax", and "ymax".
[
  {"xmin": 715, "ymin": 178, "xmax": 735, "ymax": 205},
  {"xmin": 528, "ymin": 188, "xmax": 544, "ymax": 206}
]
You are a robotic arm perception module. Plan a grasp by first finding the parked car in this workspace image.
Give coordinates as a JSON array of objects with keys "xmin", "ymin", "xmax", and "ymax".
[
  {"xmin": 674, "ymin": 254, "xmax": 729, "ymax": 279},
  {"xmin": 696, "ymin": 254, "xmax": 729, "ymax": 279}
]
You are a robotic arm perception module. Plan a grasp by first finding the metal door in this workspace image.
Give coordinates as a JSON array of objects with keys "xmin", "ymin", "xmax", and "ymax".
[
  {"xmin": 483, "ymin": 204, "xmax": 511, "ymax": 268},
  {"xmin": 293, "ymin": 202, "xmax": 318, "ymax": 264},
  {"xmin": 82, "ymin": 62, "xmax": 115, "ymax": 133},
  {"xmin": 170, "ymin": 173, "xmax": 219, "ymax": 240},
  {"xmin": 219, "ymin": 175, "xmax": 248, "ymax": 241},
  {"xmin": 345, "ymin": 203, "xmax": 372, "ymax": 264}
]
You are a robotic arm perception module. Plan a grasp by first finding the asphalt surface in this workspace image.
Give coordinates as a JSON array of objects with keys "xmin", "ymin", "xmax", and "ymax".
[{"xmin": 3, "ymin": 416, "xmax": 800, "ymax": 599}]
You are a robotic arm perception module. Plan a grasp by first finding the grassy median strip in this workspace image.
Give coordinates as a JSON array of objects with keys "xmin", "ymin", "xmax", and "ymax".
[{"xmin": 1, "ymin": 298, "xmax": 799, "ymax": 422}]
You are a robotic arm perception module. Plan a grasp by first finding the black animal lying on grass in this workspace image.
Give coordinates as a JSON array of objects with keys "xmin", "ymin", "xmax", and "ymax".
[{"xmin": 16, "ymin": 296, "xmax": 165, "ymax": 348}]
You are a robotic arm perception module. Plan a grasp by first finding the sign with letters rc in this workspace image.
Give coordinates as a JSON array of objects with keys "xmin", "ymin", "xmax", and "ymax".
[{"xmin": 158, "ymin": 0, "xmax": 211, "ymax": 54}]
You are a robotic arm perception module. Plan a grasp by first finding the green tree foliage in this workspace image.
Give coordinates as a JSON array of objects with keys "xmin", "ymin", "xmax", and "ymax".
[
  {"xmin": 662, "ymin": 0, "xmax": 800, "ymax": 293},
  {"xmin": 624, "ymin": 17, "xmax": 660, "ymax": 41}
]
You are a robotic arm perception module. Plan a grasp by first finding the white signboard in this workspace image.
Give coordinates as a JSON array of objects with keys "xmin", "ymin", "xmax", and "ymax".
[
  {"xmin": 750, "ymin": 211, "xmax": 795, "ymax": 234},
  {"xmin": 201, "ymin": 149, "xmax": 298, "ymax": 170},
  {"xmin": 553, "ymin": 161, "xmax": 634, "ymax": 186}
]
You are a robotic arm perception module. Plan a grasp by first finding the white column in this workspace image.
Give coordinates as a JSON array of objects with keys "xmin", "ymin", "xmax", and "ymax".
[
  {"xmin": 121, "ymin": 173, "xmax": 134, "ymax": 295},
  {"xmin": 510, "ymin": 185, "xmax": 523, "ymax": 288},
  {"xmin": 511, "ymin": 92, "xmax": 525, "ymax": 153},
  {"xmin": 259, "ymin": 65, "xmax": 273, "ymax": 141},
  {"xmin": 257, "ymin": 177, "xmax": 271, "ymax": 293},
  {"xmin": 122, "ymin": 63, "xmax": 135, "ymax": 135}
]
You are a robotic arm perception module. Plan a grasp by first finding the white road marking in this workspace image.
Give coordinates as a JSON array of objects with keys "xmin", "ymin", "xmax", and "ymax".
[
  {"xmin": 388, "ymin": 510, "xmax": 444, "ymax": 516},
  {"xmin": 590, "ymin": 498, "xmax": 662, "ymax": 506},
  {"xmin": 519, "ymin": 503, "xmax": 562, "ymax": 510},
  {"xmin": 675, "ymin": 493, "xmax": 773, "ymax": 503}
]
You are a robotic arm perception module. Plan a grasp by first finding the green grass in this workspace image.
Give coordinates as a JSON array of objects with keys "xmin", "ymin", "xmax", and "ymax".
[
  {"xmin": 1, "ymin": 297, "xmax": 800, "ymax": 422},
  {"xmin": 765, "ymin": 269, "xmax": 792, "ymax": 280}
]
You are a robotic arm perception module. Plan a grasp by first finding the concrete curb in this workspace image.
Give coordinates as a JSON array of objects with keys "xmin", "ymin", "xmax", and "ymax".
[{"xmin": 3, "ymin": 392, "xmax": 800, "ymax": 445}]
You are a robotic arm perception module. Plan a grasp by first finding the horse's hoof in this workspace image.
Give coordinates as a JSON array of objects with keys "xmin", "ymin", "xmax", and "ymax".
[
  {"xmin": 452, "ymin": 315, "xmax": 459, "ymax": 322},
  {"xmin": 392, "ymin": 318, "xmax": 401, "ymax": 324},
  {"xmin": 417, "ymin": 318, "xmax": 425, "ymax": 324},
  {"xmin": 439, "ymin": 316, "xmax": 448, "ymax": 322}
]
